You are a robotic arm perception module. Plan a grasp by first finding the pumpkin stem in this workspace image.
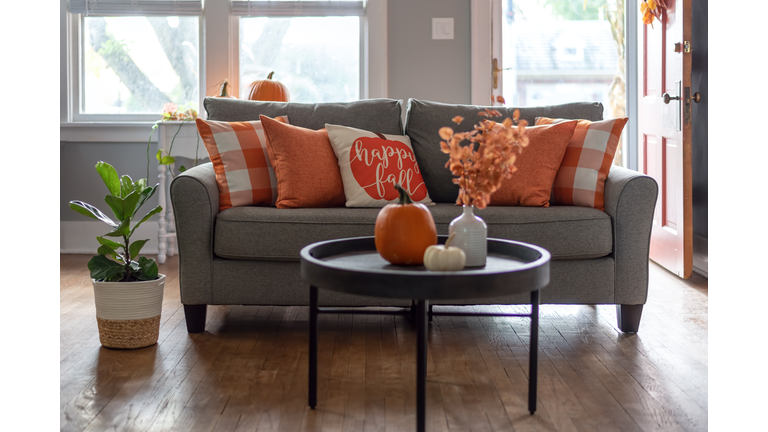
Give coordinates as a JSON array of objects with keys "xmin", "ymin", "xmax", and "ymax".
[
  {"xmin": 219, "ymin": 79, "xmax": 230, "ymax": 97},
  {"xmin": 445, "ymin": 232, "xmax": 456, "ymax": 247},
  {"xmin": 267, "ymin": 71, "xmax": 275, "ymax": 80},
  {"xmin": 394, "ymin": 183, "xmax": 413, "ymax": 205}
]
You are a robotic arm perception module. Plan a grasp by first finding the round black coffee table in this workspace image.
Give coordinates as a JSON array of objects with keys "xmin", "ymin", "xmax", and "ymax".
[{"xmin": 300, "ymin": 236, "xmax": 551, "ymax": 432}]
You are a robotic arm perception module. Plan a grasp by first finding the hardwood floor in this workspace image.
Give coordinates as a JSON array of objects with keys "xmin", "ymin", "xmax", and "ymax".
[{"xmin": 60, "ymin": 254, "xmax": 708, "ymax": 431}]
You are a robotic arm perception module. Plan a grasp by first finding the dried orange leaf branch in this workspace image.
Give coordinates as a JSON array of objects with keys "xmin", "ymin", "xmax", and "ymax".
[{"xmin": 439, "ymin": 109, "xmax": 528, "ymax": 209}]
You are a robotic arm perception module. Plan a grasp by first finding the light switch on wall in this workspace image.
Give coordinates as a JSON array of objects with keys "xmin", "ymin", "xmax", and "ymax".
[{"xmin": 432, "ymin": 17, "xmax": 454, "ymax": 40}]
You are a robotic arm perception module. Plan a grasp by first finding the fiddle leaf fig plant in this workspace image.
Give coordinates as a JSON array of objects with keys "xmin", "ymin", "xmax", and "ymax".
[{"xmin": 69, "ymin": 161, "xmax": 163, "ymax": 282}]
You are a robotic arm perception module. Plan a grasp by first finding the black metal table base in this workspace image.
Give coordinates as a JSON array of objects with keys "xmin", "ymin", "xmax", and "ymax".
[{"xmin": 308, "ymin": 286, "xmax": 540, "ymax": 431}]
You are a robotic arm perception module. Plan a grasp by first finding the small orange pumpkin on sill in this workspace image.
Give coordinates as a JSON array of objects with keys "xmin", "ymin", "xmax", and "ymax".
[
  {"xmin": 375, "ymin": 183, "xmax": 437, "ymax": 266},
  {"xmin": 244, "ymin": 71, "xmax": 290, "ymax": 102}
]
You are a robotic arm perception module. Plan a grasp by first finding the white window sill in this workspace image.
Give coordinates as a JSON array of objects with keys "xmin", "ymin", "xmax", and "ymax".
[{"xmin": 61, "ymin": 121, "xmax": 161, "ymax": 143}]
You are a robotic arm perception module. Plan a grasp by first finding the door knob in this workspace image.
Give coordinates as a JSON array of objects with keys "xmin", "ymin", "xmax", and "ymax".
[
  {"xmin": 692, "ymin": 92, "xmax": 701, "ymax": 103},
  {"xmin": 662, "ymin": 93, "xmax": 680, "ymax": 104}
]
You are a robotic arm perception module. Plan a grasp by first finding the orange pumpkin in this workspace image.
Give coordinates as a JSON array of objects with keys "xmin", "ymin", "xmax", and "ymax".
[
  {"xmin": 244, "ymin": 71, "xmax": 290, "ymax": 102},
  {"xmin": 216, "ymin": 79, "xmax": 236, "ymax": 98},
  {"xmin": 375, "ymin": 184, "xmax": 437, "ymax": 266}
]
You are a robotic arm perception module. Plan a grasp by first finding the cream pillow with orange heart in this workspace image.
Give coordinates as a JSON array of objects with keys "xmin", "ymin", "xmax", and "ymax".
[{"xmin": 325, "ymin": 124, "xmax": 433, "ymax": 207}]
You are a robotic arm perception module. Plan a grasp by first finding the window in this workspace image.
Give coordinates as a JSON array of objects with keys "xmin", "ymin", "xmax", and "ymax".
[
  {"xmin": 500, "ymin": 0, "xmax": 628, "ymax": 166},
  {"xmin": 239, "ymin": 16, "xmax": 360, "ymax": 102},
  {"xmin": 234, "ymin": 1, "xmax": 364, "ymax": 103},
  {"xmin": 65, "ymin": 0, "xmax": 372, "ymax": 122},
  {"xmin": 502, "ymin": 0, "xmax": 625, "ymax": 119},
  {"xmin": 68, "ymin": 0, "xmax": 202, "ymax": 121}
]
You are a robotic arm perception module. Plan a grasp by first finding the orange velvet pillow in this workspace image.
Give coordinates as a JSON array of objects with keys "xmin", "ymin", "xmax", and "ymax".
[
  {"xmin": 490, "ymin": 120, "xmax": 578, "ymax": 207},
  {"xmin": 259, "ymin": 115, "xmax": 346, "ymax": 209}
]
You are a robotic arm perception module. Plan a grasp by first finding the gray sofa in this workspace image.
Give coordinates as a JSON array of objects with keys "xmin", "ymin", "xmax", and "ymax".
[{"xmin": 170, "ymin": 97, "xmax": 658, "ymax": 333}]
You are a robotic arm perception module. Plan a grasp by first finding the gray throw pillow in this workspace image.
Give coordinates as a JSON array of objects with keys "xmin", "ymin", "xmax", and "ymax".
[{"xmin": 203, "ymin": 97, "xmax": 405, "ymax": 135}]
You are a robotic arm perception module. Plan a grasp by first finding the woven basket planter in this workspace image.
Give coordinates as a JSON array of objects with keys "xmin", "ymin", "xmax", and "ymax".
[{"xmin": 92, "ymin": 274, "xmax": 166, "ymax": 349}]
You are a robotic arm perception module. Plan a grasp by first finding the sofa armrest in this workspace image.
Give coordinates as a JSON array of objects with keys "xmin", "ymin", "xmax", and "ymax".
[
  {"xmin": 603, "ymin": 165, "xmax": 659, "ymax": 305},
  {"xmin": 169, "ymin": 162, "xmax": 220, "ymax": 305}
]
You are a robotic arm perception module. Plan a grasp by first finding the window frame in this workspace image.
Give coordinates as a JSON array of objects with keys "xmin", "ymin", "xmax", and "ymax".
[
  {"xmin": 62, "ymin": 0, "xmax": 384, "ymax": 127},
  {"xmin": 67, "ymin": 12, "xmax": 205, "ymax": 123}
]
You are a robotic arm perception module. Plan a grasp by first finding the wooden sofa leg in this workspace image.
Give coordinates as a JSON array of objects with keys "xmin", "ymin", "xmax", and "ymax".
[
  {"xmin": 616, "ymin": 304, "xmax": 643, "ymax": 333},
  {"xmin": 184, "ymin": 305, "xmax": 207, "ymax": 333}
]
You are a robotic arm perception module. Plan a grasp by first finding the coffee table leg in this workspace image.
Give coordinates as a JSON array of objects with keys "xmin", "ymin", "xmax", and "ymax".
[
  {"xmin": 529, "ymin": 289, "xmax": 539, "ymax": 415},
  {"xmin": 417, "ymin": 299, "xmax": 429, "ymax": 432},
  {"xmin": 309, "ymin": 285, "xmax": 318, "ymax": 409}
]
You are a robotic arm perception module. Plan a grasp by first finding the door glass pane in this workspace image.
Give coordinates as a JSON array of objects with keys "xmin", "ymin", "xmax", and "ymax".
[
  {"xmin": 501, "ymin": 0, "xmax": 626, "ymax": 165},
  {"xmin": 239, "ymin": 16, "xmax": 360, "ymax": 103},
  {"xmin": 82, "ymin": 16, "xmax": 200, "ymax": 114}
]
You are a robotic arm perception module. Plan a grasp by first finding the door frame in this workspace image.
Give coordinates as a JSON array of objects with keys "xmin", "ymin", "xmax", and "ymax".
[{"xmin": 471, "ymin": 0, "xmax": 640, "ymax": 170}]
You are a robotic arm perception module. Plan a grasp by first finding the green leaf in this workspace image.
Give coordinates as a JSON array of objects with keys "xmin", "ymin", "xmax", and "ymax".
[
  {"xmin": 104, "ymin": 195, "xmax": 125, "ymax": 221},
  {"xmin": 128, "ymin": 239, "xmax": 149, "ymax": 259},
  {"xmin": 105, "ymin": 190, "xmax": 141, "ymax": 222},
  {"xmin": 97, "ymin": 236, "xmax": 123, "ymax": 250},
  {"xmin": 135, "ymin": 256, "xmax": 159, "ymax": 280},
  {"xmin": 132, "ymin": 185, "xmax": 158, "ymax": 218},
  {"xmin": 120, "ymin": 175, "xmax": 136, "ymax": 198},
  {"xmin": 179, "ymin": 166, "xmax": 187, "ymax": 173},
  {"xmin": 69, "ymin": 201, "xmax": 118, "ymax": 227},
  {"xmin": 131, "ymin": 206, "xmax": 162, "ymax": 236},
  {"xmin": 96, "ymin": 162, "xmax": 121, "ymax": 197},
  {"xmin": 156, "ymin": 149, "xmax": 163, "ymax": 162},
  {"xmin": 97, "ymin": 244, "xmax": 118, "ymax": 258},
  {"xmin": 160, "ymin": 156, "xmax": 175, "ymax": 165},
  {"xmin": 88, "ymin": 255, "xmax": 126, "ymax": 282},
  {"xmin": 121, "ymin": 191, "xmax": 141, "ymax": 221},
  {"xmin": 104, "ymin": 218, "xmax": 131, "ymax": 237}
]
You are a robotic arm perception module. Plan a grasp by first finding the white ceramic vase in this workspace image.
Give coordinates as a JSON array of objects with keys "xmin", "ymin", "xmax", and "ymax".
[
  {"xmin": 92, "ymin": 274, "xmax": 166, "ymax": 349},
  {"xmin": 448, "ymin": 205, "xmax": 487, "ymax": 267}
]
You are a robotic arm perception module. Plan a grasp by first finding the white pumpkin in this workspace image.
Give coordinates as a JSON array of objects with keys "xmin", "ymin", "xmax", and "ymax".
[{"xmin": 423, "ymin": 232, "xmax": 466, "ymax": 271}]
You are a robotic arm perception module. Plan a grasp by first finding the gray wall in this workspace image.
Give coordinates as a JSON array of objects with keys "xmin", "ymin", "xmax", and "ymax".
[
  {"xmin": 61, "ymin": 142, "xmax": 161, "ymax": 221},
  {"xmin": 387, "ymin": 0, "xmax": 471, "ymax": 104}
]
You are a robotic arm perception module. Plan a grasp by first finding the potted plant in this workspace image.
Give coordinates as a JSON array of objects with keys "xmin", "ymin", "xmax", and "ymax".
[{"xmin": 69, "ymin": 161, "xmax": 165, "ymax": 349}]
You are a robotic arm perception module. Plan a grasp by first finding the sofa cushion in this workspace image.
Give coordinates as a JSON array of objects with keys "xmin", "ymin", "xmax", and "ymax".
[
  {"xmin": 405, "ymin": 99, "xmax": 604, "ymax": 203},
  {"xmin": 213, "ymin": 203, "xmax": 612, "ymax": 261},
  {"xmin": 204, "ymin": 97, "xmax": 404, "ymax": 135}
]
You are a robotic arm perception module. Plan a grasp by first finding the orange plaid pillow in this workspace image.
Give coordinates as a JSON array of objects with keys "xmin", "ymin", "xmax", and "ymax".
[
  {"xmin": 536, "ymin": 116, "xmax": 628, "ymax": 211},
  {"xmin": 195, "ymin": 116, "xmax": 288, "ymax": 211}
]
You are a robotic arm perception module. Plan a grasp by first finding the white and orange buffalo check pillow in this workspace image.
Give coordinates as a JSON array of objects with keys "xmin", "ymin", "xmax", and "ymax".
[
  {"xmin": 196, "ymin": 116, "xmax": 288, "ymax": 211},
  {"xmin": 536, "ymin": 116, "xmax": 628, "ymax": 211}
]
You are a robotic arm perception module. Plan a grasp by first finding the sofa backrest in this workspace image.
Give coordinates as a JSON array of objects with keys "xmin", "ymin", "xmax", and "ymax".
[
  {"xmin": 404, "ymin": 99, "xmax": 605, "ymax": 203},
  {"xmin": 203, "ymin": 97, "xmax": 404, "ymax": 135}
]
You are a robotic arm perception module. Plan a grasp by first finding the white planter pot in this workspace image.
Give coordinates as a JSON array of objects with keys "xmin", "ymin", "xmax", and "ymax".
[
  {"xmin": 448, "ymin": 205, "xmax": 487, "ymax": 267},
  {"xmin": 92, "ymin": 274, "xmax": 166, "ymax": 349}
]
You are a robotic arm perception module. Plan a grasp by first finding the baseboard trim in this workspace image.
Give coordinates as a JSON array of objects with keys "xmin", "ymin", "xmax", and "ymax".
[
  {"xmin": 693, "ymin": 234, "xmax": 708, "ymax": 278},
  {"xmin": 61, "ymin": 221, "xmax": 159, "ymax": 254}
]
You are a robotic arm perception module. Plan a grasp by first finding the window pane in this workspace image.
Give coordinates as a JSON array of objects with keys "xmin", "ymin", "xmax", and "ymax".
[
  {"xmin": 502, "ymin": 0, "xmax": 624, "ymax": 118},
  {"xmin": 501, "ymin": 0, "xmax": 626, "ymax": 165},
  {"xmin": 239, "ymin": 17, "xmax": 359, "ymax": 103},
  {"xmin": 82, "ymin": 16, "xmax": 200, "ymax": 114}
]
